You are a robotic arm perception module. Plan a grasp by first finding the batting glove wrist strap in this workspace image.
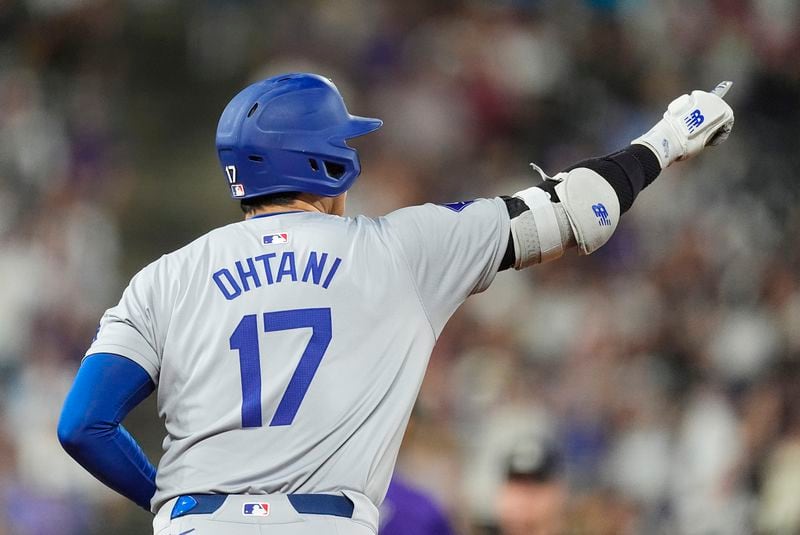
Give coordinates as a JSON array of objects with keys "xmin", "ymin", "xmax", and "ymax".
[{"xmin": 632, "ymin": 81, "xmax": 735, "ymax": 169}]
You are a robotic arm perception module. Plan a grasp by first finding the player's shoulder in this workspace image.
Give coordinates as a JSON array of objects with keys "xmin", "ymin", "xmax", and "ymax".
[
  {"xmin": 148, "ymin": 203, "xmax": 504, "ymax": 271},
  {"xmin": 163, "ymin": 212, "xmax": 382, "ymax": 257},
  {"xmin": 380, "ymin": 197, "xmax": 507, "ymax": 233},
  {"xmin": 384, "ymin": 197, "xmax": 505, "ymax": 219}
]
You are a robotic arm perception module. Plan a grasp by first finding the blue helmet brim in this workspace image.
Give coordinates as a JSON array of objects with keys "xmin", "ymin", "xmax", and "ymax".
[{"xmin": 341, "ymin": 115, "xmax": 383, "ymax": 139}]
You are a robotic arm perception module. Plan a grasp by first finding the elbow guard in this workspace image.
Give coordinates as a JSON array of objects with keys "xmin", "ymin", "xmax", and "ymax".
[
  {"xmin": 553, "ymin": 167, "xmax": 619, "ymax": 255},
  {"xmin": 509, "ymin": 166, "xmax": 619, "ymax": 267},
  {"xmin": 510, "ymin": 185, "xmax": 566, "ymax": 268}
]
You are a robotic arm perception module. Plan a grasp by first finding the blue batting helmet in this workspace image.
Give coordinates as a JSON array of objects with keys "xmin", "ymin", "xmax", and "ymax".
[{"xmin": 216, "ymin": 73, "xmax": 382, "ymax": 199}]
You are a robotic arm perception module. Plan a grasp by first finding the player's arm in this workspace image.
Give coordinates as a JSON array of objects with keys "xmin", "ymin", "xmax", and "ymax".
[
  {"xmin": 57, "ymin": 353, "xmax": 157, "ymax": 511},
  {"xmin": 57, "ymin": 254, "xmax": 167, "ymax": 510},
  {"xmin": 500, "ymin": 82, "xmax": 735, "ymax": 269}
]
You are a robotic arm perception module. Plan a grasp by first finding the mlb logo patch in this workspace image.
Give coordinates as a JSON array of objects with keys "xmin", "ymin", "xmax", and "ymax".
[
  {"xmin": 263, "ymin": 232, "xmax": 289, "ymax": 245},
  {"xmin": 231, "ymin": 184, "xmax": 246, "ymax": 197},
  {"xmin": 243, "ymin": 502, "xmax": 270, "ymax": 516}
]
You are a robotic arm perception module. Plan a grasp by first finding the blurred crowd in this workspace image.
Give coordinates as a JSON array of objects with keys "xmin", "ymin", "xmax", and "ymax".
[{"xmin": 1, "ymin": 0, "xmax": 799, "ymax": 533}]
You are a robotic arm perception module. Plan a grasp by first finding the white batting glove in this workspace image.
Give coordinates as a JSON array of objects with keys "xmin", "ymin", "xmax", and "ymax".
[{"xmin": 632, "ymin": 81, "xmax": 735, "ymax": 169}]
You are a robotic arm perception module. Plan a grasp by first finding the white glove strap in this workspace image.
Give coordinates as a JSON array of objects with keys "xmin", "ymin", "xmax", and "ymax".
[
  {"xmin": 554, "ymin": 168, "xmax": 620, "ymax": 255},
  {"xmin": 632, "ymin": 119, "xmax": 684, "ymax": 169},
  {"xmin": 511, "ymin": 187, "xmax": 563, "ymax": 268}
]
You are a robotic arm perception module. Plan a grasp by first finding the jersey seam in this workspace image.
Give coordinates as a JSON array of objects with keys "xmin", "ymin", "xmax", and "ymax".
[
  {"xmin": 154, "ymin": 254, "xmax": 176, "ymax": 364},
  {"xmin": 248, "ymin": 210, "xmax": 304, "ymax": 220},
  {"xmin": 382, "ymin": 220, "xmax": 438, "ymax": 340}
]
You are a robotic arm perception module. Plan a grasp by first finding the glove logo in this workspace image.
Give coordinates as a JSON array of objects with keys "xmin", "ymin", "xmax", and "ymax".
[
  {"xmin": 684, "ymin": 109, "xmax": 705, "ymax": 133},
  {"xmin": 592, "ymin": 204, "xmax": 611, "ymax": 227}
]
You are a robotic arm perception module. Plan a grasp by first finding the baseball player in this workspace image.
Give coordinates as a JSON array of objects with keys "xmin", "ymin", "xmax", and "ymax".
[{"xmin": 57, "ymin": 73, "xmax": 734, "ymax": 534}]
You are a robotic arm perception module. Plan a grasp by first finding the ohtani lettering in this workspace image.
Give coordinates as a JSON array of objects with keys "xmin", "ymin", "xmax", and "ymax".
[{"xmin": 212, "ymin": 250, "xmax": 342, "ymax": 300}]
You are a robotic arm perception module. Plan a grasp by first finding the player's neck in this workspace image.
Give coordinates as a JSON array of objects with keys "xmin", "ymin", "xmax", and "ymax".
[
  {"xmin": 245, "ymin": 193, "xmax": 346, "ymax": 219},
  {"xmin": 246, "ymin": 199, "xmax": 323, "ymax": 218}
]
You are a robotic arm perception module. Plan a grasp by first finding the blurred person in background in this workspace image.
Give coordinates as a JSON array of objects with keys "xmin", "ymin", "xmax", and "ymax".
[
  {"xmin": 381, "ymin": 408, "xmax": 458, "ymax": 535},
  {"xmin": 494, "ymin": 437, "xmax": 565, "ymax": 535},
  {"xmin": 381, "ymin": 475, "xmax": 456, "ymax": 535}
]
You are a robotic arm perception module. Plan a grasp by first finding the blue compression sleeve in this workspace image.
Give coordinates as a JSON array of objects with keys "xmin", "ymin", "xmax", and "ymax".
[{"xmin": 57, "ymin": 353, "xmax": 157, "ymax": 511}]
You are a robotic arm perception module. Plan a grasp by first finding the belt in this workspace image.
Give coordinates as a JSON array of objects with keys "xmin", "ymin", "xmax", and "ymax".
[{"xmin": 171, "ymin": 493, "xmax": 355, "ymax": 520}]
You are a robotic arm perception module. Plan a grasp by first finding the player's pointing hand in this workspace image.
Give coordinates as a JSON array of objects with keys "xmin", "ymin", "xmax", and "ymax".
[{"xmin": 632, "ymin": 81, "xmax": 735, "ymax": 169}]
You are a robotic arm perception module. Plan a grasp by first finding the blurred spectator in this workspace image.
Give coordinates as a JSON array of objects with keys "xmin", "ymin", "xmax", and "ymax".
[
  {"xmin": 381, "ymin": 475, "xmax": 456, "ymax": 535},
  {"xmin": 494, "ymin": 437, "xmax": 566, "ymax": 535}
]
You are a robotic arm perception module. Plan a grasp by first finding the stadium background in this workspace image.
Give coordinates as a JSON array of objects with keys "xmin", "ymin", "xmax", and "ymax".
[{"xmin": 1, "ymin": 0, "xmax": 799, "ymax": 533}]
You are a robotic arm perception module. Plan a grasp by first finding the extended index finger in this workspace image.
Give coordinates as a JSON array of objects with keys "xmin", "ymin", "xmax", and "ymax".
[{"xmin": 711, "ymin": 81, "xmax": 733, "ymax": 98}]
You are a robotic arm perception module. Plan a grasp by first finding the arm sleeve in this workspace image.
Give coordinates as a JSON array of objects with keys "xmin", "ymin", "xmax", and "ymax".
[
  {"xmin": 383, "ymin": 198, "xmax": 510, "ymax": 336},
  {"xmin": 57, "ymin": 353, "xmax": 157, "ymax": 511},
  {"xmin": 498, "ymin": 144, "xmax": 663, "ymax": 269},
  {"xmin": 86, "ymin": 259, "xmax": 168, "ymax": 383},
  {"xmin": 566, "ymin": 143, "xmax": 662, "ymax": 213}
]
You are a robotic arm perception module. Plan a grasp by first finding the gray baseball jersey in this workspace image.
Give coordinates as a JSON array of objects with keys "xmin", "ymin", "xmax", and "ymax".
[{"xmin": 86, "ymin": 198, "xmax": 509, "ymax": 513}]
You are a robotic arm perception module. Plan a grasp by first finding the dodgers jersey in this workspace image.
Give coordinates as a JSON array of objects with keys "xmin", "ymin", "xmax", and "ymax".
[{"xmin": 86, "ymin": 198, "xmax": 510, "ymax": 513}]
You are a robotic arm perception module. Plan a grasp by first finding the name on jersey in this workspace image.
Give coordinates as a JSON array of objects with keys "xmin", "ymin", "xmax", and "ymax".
[{"xmin": 212, "ymin": 250, "xmax": 342, "ymax": 300}]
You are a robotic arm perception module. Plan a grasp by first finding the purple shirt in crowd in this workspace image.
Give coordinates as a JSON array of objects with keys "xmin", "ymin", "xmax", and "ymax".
[{"xmin": 380, "ymin": 476, "xmax": 457, "ymax": 535}]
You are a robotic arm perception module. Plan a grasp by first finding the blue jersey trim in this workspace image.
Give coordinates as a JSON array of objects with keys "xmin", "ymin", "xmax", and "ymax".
[
  {"xmin": 249, "ymin": 211, "xmax": 304, "ymax": 220},
  {"xmin": 441, "ymin": 200, "xmax": 475, "ymax": 213}
]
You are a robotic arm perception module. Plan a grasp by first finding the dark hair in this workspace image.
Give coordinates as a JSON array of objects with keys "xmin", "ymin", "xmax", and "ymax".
[{"xmin": 240, "ymin": 192, "xmax": 301, "ymax": 214}]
